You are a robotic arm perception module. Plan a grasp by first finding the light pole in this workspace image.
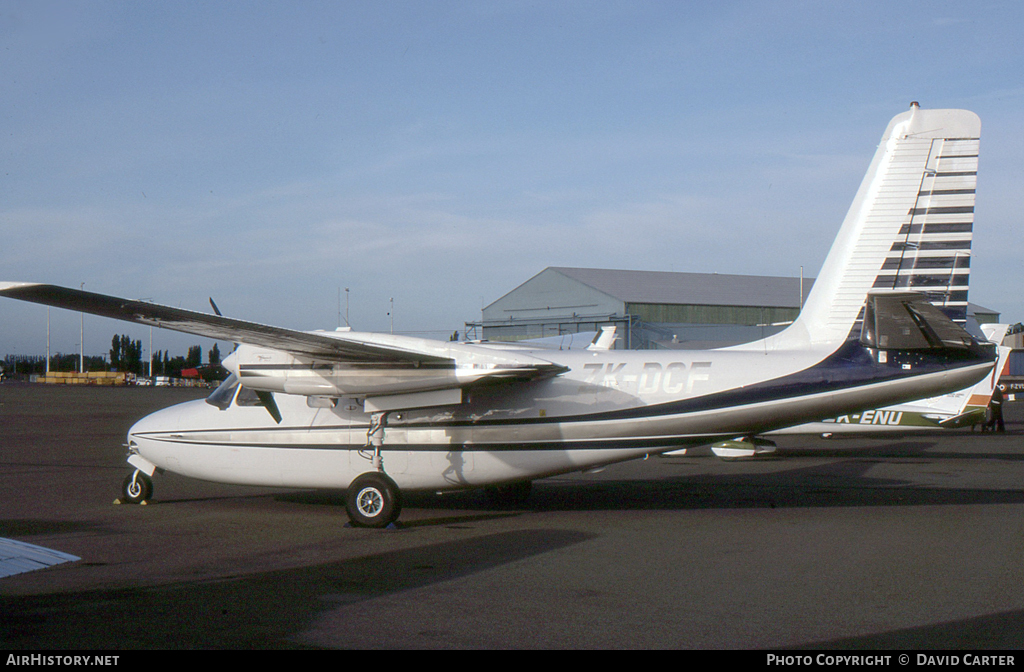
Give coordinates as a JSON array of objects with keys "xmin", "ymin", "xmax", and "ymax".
[
  {"xmin": 79, "ymin": 282, "xmax": 85, "ymax": 374},
  {"xmin": 338, "ymin": 287, "xmax": 350, "ymax": 328}
]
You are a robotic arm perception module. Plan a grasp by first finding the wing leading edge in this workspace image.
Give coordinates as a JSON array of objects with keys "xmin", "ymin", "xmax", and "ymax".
[
  {"xmin": 0, "ymin": 282, "xmax": 568, "ymax": 398},
  {"xmin": 0, "ymin": 537, "xmax": 80, "ymax": 579},
  {"xmin": 0, "ymin": 282, "xmax": 447, "ymax": 364}
]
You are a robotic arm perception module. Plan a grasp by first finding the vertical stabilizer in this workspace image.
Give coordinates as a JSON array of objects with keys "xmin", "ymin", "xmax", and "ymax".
[{"xmin": 792, "ymin": 105, "xmax": 980, "ymax": 347}]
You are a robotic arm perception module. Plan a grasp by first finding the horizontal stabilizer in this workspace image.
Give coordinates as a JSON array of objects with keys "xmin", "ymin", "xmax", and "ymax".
[
  {"xmin": 861, "ymin": 292, "xmax": 977, "ymax": 351},
  {"xmin": 938, "ymin": 408, "xmax": 986, "ymax": 429}
]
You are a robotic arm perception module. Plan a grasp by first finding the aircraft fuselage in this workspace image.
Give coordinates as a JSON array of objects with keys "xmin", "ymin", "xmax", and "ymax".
[{"xmin": 127, "ymin": 337, "xmax": 993, "ymax": 492}]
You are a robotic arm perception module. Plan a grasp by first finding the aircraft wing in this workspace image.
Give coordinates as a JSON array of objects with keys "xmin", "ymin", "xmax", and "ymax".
[
  {"xmin": 0, "ymin": 282, "xmax": 448, "ymax": 364},
  {"xmin": 0, "ymin": 537, "xmax": 80, "ymax": 579}
]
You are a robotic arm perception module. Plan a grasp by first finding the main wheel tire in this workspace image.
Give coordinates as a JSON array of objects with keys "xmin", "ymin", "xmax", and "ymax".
[
  {"xmin": 121, "ymin": 471, "xmax": 153, "ymax": 504},
  {"xmin": 346, "ymin": 472, "xmax": 402, "ymax": 528}
]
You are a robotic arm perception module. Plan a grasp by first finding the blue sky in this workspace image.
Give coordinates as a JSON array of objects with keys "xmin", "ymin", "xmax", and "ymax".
[{"xmin": 3, "ymin": 1, "xmax": 1022, "ymax": 359}]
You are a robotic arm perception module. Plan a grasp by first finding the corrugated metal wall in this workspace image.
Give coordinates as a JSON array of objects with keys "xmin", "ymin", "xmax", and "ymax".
[{"xmin": 626, "ymin": 303, "xmax": 800, "ymax": 326}]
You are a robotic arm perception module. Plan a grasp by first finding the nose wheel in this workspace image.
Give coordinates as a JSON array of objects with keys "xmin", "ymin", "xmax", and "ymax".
[{"xmin": 121, "ymin": 470, "xmax": 153, "ymax": 504}]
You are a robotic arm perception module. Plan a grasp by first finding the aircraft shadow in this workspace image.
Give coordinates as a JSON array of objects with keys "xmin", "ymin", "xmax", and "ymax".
[
  {"xmin": 797, "ymin": 607, "xmax": 1024, "ymax": 649},
  {"xmin": 0, "ymin": 519, "xmax": 91, "ymax": 537},
  {"xmin": 250, "ymin": 430, "xmax": 1024, "ymax": 519},
  {"xmin": 775, "ymin": 433, "xmax": 1023, "ymax": 461},
  {"xmin": 0, "ymin": 528, "xmax": 594, "ymax": 649},
  {"xmin": 390, "ymin": 440, "xmax": 1024, "ymax": 514}
]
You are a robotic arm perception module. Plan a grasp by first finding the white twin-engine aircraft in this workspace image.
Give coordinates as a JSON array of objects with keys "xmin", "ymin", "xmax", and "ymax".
[{"xmin": 0, "ymin": 106, "xmax": 997, "ymax": 528}]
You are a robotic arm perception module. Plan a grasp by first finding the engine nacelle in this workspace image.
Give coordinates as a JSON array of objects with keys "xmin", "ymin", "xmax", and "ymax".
[{"xmin": 221, "ymin": 336, "xmax": 565, "ymax": 399}]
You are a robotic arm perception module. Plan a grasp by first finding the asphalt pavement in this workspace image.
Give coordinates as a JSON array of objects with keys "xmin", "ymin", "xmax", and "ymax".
[{"xmin": 2, "ymin": 383, "xmax": 1023, "ymax": 650}]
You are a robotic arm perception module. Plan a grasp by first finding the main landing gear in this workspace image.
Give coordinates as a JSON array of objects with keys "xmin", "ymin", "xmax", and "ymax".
[
  {"xmin": 346, "ymin": 471, "xmax": 402, "ymax": 528},
  {"xmin": 346, "ymin": 411, "xmax": 403, "ymax": 528}
]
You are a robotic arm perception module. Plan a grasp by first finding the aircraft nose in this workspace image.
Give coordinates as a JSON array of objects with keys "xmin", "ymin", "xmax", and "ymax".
[
  {"xmin": 128, "ymin": 403, "xmax": 184, "ymax": 439},
  {"xmin": 126, "ymin": 399, "xmax": 208, "ymax": 457},
  {"xmin": 127, "ymin": 398, "xmax": 214, "ymax": 475}
]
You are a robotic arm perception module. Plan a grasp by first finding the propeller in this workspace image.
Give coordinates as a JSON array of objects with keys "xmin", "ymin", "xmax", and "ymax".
[{"xmin": 210, "ymin": 297, "xmax": 281, "ymax": 425}]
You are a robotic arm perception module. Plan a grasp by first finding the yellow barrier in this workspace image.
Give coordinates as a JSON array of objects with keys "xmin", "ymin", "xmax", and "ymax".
[{"xmin": 40, "ymin": 371, "xmax": 130, "ymax": 385}]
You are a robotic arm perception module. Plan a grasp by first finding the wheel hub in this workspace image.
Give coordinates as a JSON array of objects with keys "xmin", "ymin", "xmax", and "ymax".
[{"xmin": 356, "ymin": 487, "xmax": 384, "ymax": 517}]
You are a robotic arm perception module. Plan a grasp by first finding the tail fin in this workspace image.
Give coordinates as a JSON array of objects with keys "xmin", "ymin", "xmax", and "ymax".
[
  {"xmin": 962, "ymin": 343, "xmax": 1012, "ymax": 411},
  {"xmin": 961, "ymin": 324, "xmax": 1013, "ymax": 413},
  {"xmin": 791, "ymin": 104, "xmax": 980, "ymax": 347}
]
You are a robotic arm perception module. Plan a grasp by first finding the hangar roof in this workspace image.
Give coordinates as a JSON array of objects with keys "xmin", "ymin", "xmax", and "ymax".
[{"xmin": 546, "ymin": 267, "xmax": 813, "ymax": 308}]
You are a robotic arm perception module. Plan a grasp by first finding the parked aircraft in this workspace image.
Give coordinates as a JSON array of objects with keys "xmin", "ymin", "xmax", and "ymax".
[
  {"xmin": 0, "ymin": 106, "xmax": 996, "ymax": 527},
  {"xmin": 666, "ymin": 336, "xmax": 1010, "ymax": 460},
  {"xmin": 693, "ymin": 335, "xmax": 1011, "ymax": 458},
  {"xmin": 772, "ymin": 325, "xmax": 1011, "ymax": 438}
]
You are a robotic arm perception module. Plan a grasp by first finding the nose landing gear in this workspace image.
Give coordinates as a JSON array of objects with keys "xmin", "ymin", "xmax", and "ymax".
[{"xmin": 121, "ymin": 470, "xmax": 153, "ymax": 504}]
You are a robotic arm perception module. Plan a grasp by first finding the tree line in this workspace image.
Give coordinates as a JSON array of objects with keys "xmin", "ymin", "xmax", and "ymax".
[{"xmin": 3, "ymin": 335, "xmax": 223, "ymax": 380}]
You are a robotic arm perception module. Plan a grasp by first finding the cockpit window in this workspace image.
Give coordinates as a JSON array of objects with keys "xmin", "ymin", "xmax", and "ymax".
[{"xmin": 206, "ymin": 373, "xmax": 239, "ymax": 410}]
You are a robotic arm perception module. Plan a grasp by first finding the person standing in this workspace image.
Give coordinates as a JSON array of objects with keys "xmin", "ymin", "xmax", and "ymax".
[{"xmin": 986, "ymin": 385, "xmax": 1006, "ymax": 433}]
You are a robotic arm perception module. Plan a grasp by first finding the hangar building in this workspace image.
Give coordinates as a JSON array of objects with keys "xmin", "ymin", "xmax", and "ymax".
[
  {"xmin": 467, "ymin": 267, "xmax": 814, "ymax": 350},
  {"xmin": 467, "ymin": 266, "xmax": 999, "ymax": 350}
]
